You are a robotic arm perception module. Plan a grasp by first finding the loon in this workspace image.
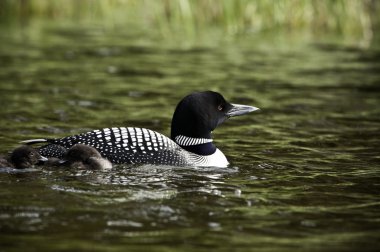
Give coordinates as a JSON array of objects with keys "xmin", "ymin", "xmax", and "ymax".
[
  {"xmin": 0, "ymin": 146, "xmax": 48, "ymax": 169},
  {"xmin": 22, "ymin": 91, "xmax": 259, "ymax": 167},
  {"xmin": 61, "ymin": 144, "xmax": 113, "ymax": 170}
]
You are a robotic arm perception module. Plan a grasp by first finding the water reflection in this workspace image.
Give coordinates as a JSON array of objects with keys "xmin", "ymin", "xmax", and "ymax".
[{"xmin": 48, "ymin": 165, "xmax": 239, "ymax": 202}]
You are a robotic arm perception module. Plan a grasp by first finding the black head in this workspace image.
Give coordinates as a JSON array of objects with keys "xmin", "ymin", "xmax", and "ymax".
[
  {"xmin": 10, "ymin": 145, "xmax": 47, "ymax": 169},
  {"xmin": 171, "ymin": 91, "xmax": 259, "ymax": 140},
  {"xmin": 64, "ymin": 144, "xmax": 102, "ymax": 164}
]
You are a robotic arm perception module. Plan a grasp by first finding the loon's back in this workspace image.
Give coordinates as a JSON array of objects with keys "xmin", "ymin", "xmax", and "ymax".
[{"xmin": 38, "ymin": 127, "xmax": 190, "ymax": 166}]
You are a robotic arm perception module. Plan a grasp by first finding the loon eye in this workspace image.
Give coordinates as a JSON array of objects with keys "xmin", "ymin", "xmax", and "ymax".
[{"xmin": 218, "ymin": 104, "xmax": 223, "ymax": 111}]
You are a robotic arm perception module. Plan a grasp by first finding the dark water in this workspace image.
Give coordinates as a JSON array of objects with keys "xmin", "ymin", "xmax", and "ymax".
[{"xmin": 0, "ymin": 23, "xmax": 379, "ymax": 251}]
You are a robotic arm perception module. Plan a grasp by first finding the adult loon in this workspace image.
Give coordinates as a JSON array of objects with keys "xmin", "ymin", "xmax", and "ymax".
[
  {"xmin": 61, "ymin": 144, "xmax": 113, "ymax": 170},
  {"xmin": 22, "ymin": 91, "xmax": 259, "ymax": 167},
  {"xmin": 0, "ymin": 146, "xmax": 48, "ymax": 169}
]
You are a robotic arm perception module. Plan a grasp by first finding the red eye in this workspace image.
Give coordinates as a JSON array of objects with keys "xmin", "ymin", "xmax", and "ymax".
[{"xmin": 218, "ymin": 105, "xmax": 223, "ymax": 111}]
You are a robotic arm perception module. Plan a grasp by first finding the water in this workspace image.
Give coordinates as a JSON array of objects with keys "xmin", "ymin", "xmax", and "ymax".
[{"xmin": 0, "ymin": 22, "xmax": 379, "ymax": 251}]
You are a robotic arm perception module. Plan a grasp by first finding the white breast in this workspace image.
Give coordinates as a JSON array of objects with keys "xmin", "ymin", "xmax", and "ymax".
[{"xmin": 186, "ymin": 148, "xmax": 229, "ymax": 168}]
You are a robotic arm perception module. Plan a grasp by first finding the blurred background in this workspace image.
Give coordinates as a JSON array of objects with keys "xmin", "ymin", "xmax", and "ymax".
[
  {"xmin": 0, "ymin": 0, "xmax": 379, "ymax": 136},
  {"xmin": 1, "ymin": 1, "xmax": 379, "ymax": 252},
  {"xmin": 1, "ymin": 0, "xmax": 379, "ymax": 45}
]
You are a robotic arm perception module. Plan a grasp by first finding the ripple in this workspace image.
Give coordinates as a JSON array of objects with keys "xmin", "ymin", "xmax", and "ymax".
[{"xmin": 107, "ymin": 220, "xmax": 144, "ymax": 227}]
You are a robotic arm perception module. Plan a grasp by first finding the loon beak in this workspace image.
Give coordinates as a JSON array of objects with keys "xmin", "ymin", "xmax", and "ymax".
[
  {"xmin": 226, "ymin": 104, "xmax": 259, "ymax": 117},
  {"xmin": 39, "ymin": 156, "xmax": 48, "ymax": 162}
]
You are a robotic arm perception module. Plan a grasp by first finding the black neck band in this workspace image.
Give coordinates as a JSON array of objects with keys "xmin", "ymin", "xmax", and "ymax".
[{"xmin": 180, "ymin": 142, "xmax": 216, "ymax": 156}]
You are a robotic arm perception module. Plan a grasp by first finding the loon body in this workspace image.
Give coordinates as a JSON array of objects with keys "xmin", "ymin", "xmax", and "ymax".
[
  {"xmin": 22, "ymin": 91, "xmax": 259, "ymax": 167},
  {"xmin": 32, "ymin": 128, "xmax": 228, "ymax": 167}
]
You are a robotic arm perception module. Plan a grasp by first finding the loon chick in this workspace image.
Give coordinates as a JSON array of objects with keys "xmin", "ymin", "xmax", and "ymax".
[
  {"xmin": 0, "ymin": 146, "xmax": 48, "ymax": 169},
  {"xmin": 60, "ymin": 144, "xmax": 112, "ymax": 170},
  {"xmin": 21, "ymin": 91, "xmax": 259, "ymax": 167}
]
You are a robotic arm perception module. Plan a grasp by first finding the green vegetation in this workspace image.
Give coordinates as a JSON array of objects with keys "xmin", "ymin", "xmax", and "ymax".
[{"xmin": 0, "ymin": 0, "xmax": 379, "ymax": 43}]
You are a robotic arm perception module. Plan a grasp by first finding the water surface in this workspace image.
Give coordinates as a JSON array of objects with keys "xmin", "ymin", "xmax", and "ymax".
[{"xmin": 0, "ymin": 23, "xmax": 379, "ymax": 251}]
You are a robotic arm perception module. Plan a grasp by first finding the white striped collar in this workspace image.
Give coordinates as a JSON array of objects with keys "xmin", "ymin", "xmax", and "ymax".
[{"xmin": 175, "ymin": 135, "xmax": 213, "ymax": 146}]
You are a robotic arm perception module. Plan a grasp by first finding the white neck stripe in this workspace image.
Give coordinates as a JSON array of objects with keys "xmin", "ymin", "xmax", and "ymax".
[{"xmin": 175, "ymin": 135, "xmax": 213, "ymax": 146}]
